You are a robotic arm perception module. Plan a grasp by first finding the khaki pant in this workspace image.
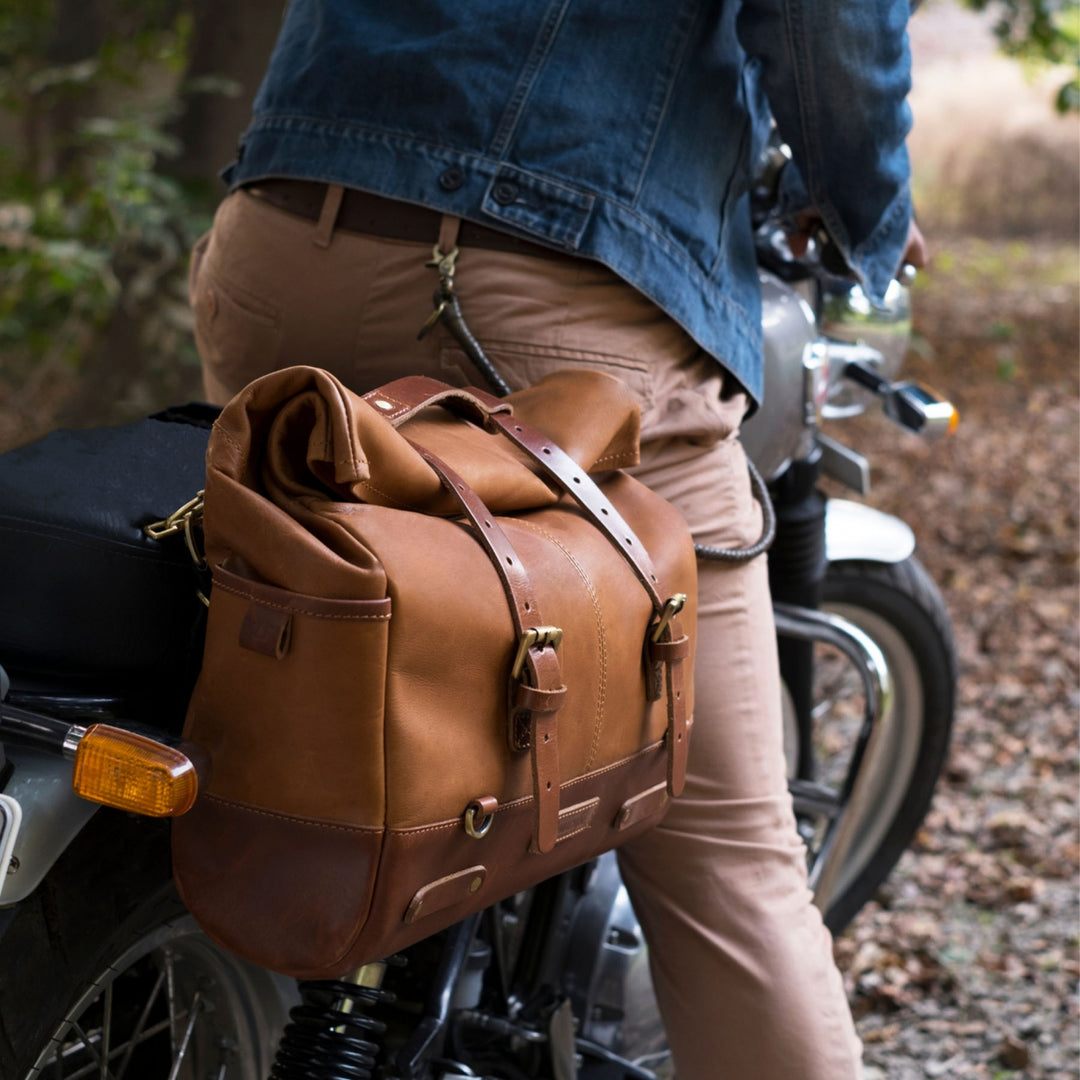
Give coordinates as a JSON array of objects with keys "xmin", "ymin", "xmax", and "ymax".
[{"xmin": 190, "ymin": 189, "xmax": 864, "ymax": 1080}]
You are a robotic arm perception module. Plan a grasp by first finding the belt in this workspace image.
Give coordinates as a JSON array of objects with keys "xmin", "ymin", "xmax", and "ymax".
[{"xmin": 244, "ymin": 179, "xmax": 574, "ymax": 262}]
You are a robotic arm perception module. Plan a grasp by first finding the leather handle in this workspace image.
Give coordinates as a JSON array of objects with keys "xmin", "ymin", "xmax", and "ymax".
[
  {"xmin": 413, "ymin": 443, "xmax": 563, "ymax": 854},
  {"xmin": 363, "ymin": 376, "xmax": 511, "ymax": 429}
]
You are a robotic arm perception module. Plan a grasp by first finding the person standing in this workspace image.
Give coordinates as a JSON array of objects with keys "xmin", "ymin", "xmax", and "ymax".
[{"xmin": 190, "ymin": 3, "xmax": 925, "ymax": 1076}]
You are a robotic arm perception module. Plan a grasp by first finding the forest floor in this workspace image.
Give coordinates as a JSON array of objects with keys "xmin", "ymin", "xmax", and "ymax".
[{"xmin": 826, "ymin": 237, "xmax": 1079, "ymax": 1079}]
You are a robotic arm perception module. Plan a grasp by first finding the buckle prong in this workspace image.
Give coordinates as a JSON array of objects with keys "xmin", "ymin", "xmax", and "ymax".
[{"xmin": 650, "ymin": 594, "xmax": 687, "ymax": 643}]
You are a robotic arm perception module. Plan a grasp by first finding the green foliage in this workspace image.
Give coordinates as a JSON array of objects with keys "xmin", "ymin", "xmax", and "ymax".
[
  {"xmin": 0, "ymin": 0, "xmax": 209, "ymax": 426},
  {"xmin": 962, "ymin": 0, "xmax": 1080, "ymax": 112}
]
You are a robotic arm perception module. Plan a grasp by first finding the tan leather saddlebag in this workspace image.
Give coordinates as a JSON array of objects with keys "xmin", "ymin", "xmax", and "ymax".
[{"xmin": 172, "ymin": 366, "xmax": 696, "ymax": 979}]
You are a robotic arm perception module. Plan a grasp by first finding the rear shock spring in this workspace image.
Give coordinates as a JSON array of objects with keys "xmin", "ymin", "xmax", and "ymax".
[{"xmin": 269, "ymin": 959, "xmax": 405, "ymax": 1080}]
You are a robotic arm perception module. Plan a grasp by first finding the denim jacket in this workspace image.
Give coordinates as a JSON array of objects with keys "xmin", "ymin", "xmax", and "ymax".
[{"xmin": 225, "ymin": 0, "xmax": 913, "ymax": 405}]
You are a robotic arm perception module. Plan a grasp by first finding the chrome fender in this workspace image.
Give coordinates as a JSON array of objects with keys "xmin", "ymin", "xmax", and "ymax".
[
  {"xmin": 0, "ymin": 748, "xmax": 97, "ymax": 906},
  {"xmin": 825, "ymin": 499, "xmax": 915, "ymax": 565}
]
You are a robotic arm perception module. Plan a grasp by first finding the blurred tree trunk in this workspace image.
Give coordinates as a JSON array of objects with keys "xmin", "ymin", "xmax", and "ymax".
[
  {"xmin": 57, "ymin": 0, "xmax": 282, "ymax": 427},
  {"xmin": 168, "ymin": 0, "xmax": 283, "ymax": 192},
  {"xmin": 26, "ymin": 0, "xmax": 105, "ymax": 182}
]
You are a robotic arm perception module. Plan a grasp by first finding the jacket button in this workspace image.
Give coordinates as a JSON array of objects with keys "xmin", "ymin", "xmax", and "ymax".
[
  {"xmin": 492, "ymin": 180, "xmax": 519, "ymax": 205},
  {"xmin": 439, "ymin": 166, "xmax": 465, "ymax": 192}
]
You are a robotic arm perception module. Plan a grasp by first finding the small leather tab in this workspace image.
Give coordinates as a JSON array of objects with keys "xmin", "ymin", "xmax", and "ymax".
[
  {"xmin": 404, "ymin": 865, "xmax": 487, "ymax": 924},
  {"xmin": 557, "ymin": 797, "xmax": 600, "ymax": 841},
  {"xmin": 615, "ymin": 782, "xmax": 669, "ymax": 830},
  {"xmin": 238, "ymin": 603, "xmax": 292, "ymax": 659},
  {"xmin": 648, "ymin": 635, "xmax": 691, "ymax": 663}
]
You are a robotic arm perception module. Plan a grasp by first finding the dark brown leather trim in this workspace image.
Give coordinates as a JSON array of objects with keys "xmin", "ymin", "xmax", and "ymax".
[
  {"xmin": 172, "ymin": 794, "xmax": 383, "ymax": 977},
  {"xmin": 616, "ymin": 781, "xmax": 668, "ymax": 830},
  {"xmin": 239, "ymin": 602, "xmax": 292, "ymax": 658}
]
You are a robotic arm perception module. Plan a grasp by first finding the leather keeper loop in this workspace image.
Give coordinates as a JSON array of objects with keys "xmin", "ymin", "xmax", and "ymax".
[
  {"xmin": 648, "ymin": 634, "xmax": 691, "ymax": 663},
  {"xmin": 514, "ymin": 683, "xmax": 567, "ymax": 715}
]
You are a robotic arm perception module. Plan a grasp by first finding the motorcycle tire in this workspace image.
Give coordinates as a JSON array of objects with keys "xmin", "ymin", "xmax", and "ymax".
[
  {"xmin": 0, "ymin": 808, "xmax": 295, "ymax": 1080},
  {"xmin": 796, "ymin": 555, "xmax": 957, "ymax": 934}
]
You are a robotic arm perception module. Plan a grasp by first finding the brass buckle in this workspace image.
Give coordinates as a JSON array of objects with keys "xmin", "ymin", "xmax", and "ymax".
[
  {"xmin": 511, "ymin": 626, "xmax": 563, "ymax": 681},
  {"xmin": 650, "ymin": 594, "xmax": 687, "ymax": 643}
]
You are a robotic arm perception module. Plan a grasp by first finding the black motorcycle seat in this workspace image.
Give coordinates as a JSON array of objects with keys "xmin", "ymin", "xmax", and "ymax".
[{"xmin": 0, "ymin": 407, "xmax": 214, "ymax": 688}]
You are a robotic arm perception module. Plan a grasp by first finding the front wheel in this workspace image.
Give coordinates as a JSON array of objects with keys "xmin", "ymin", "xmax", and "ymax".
[
  {"xmin": 785, "ymin": 556, "xmax": 957, "ymax": 933},
  {"xmin": 0, "ymin": 810, "xmax": 297, "ymax": 1080}
]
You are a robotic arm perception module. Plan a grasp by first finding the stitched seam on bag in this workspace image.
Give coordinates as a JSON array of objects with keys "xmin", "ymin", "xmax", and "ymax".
[
  {"xmin": 212, "ymin": 577, "xmax": 391, "ymax": 619},
  {"xmin": 590, "ymin": 450, "xmax": 637, "ymax": 468},
  {"xmin": 513, "ymin": 518, "xmax": 607, "ymax": 770},
  {"xmin": 556, "ymin": 822, "xmax": 593, "ymax": 843},
  {"xmin": 214, "ymin": 425, "xmax": 245, "ymax": 456},
  {"xmin": 203, "ymin": 792, "xmax": 382, "ymax": 832}
]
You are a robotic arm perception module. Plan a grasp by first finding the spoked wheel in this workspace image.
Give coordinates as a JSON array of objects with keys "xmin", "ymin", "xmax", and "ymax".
[
  {"xmin": 784, "ymin": 556, "xmax": 957, "ymax": 933},
  {"xmin": 0, "ymin": 811, "xmax": 296, "ymax": 1080}
]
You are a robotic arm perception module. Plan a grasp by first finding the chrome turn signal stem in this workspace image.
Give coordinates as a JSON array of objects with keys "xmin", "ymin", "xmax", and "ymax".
[{"xmin": 0, "ymin": 703, "xmax": 85, "ymax": 760}]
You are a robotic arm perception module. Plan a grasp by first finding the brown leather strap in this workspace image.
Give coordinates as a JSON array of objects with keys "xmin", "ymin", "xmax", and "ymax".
[
  {"xmin": 363, "ymin": 378, "xmax": 512, "ymax": 429},
  {"xmin": 412, "ymin": 443, "xmax": 564, "ymax": 853},
  {"xmin": 652, "ymin": 634, "xmax": 690, "ymax": 795},
  {"xmin": 385, "ymin": 377, "xmax": 690, "ymax": 803},
  {"xmin": 369, "ymin": 377, "xmax": 666, "ymax": 611}
]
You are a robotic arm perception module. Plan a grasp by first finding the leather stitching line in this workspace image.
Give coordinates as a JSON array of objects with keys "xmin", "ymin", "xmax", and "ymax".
[
  {"xmin": 203, "ymin": 792, "xmax": 382, "ymax": 833},
  {"xmin": 212, "ymin": 577, "xmax": 391, "ymax": 619}
]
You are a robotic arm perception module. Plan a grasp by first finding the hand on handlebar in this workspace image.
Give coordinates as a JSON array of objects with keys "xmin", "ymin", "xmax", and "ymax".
[{"xmin": 785, "ymin": 214, "xmax": 927, "ymax": 275}]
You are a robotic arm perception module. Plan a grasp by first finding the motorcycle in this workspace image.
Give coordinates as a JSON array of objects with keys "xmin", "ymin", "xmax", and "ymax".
[{"xmin": 0, "ymin": 154, "xmax": 957, "ymax": 1079}]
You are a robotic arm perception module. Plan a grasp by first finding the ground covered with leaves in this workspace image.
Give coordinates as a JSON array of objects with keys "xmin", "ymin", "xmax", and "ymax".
[{"xmin": 826, "ymin": 238, "xmax": 1079, "ymax": 1079}]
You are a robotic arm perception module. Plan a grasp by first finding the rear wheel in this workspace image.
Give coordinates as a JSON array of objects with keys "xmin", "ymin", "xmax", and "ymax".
[
  {"xmin": 0, "ymin": 810, "xmax": 296, "ymax": 1080},
  {"xmin": 785, "ymin": 556, "xmax": 957, "ymax": 932}
]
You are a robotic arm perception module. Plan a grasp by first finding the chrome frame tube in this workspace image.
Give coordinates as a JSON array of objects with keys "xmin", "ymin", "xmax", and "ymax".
[{"xmin": 773, "ymin": 602, "xmax": 893, "ymax": 913}]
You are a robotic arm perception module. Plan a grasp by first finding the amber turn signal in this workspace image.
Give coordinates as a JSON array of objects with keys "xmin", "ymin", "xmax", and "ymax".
[{"xmin": 72, "ymin": 724, "xmax": 198, "ymax": 817}]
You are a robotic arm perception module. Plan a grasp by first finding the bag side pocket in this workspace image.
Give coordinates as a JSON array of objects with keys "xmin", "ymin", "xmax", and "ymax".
[{"xmin": 184, "ymin": 562, "xmax": 391, "ymax": 828}]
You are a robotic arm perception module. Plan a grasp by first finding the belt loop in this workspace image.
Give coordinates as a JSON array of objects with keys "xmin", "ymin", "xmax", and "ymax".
[
  {"xmin": 438, "ymin": 214, "xmax": 461, "ymax": 255},
  {"xmin": 313, "ymin": 184, "xmax": 345, "ymax": 249}
]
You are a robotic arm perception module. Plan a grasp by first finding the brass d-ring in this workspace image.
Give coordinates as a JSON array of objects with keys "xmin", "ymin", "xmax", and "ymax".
[{"xmin": 464, "ymin": 801, "xmax": 494, "ymax": 839}]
